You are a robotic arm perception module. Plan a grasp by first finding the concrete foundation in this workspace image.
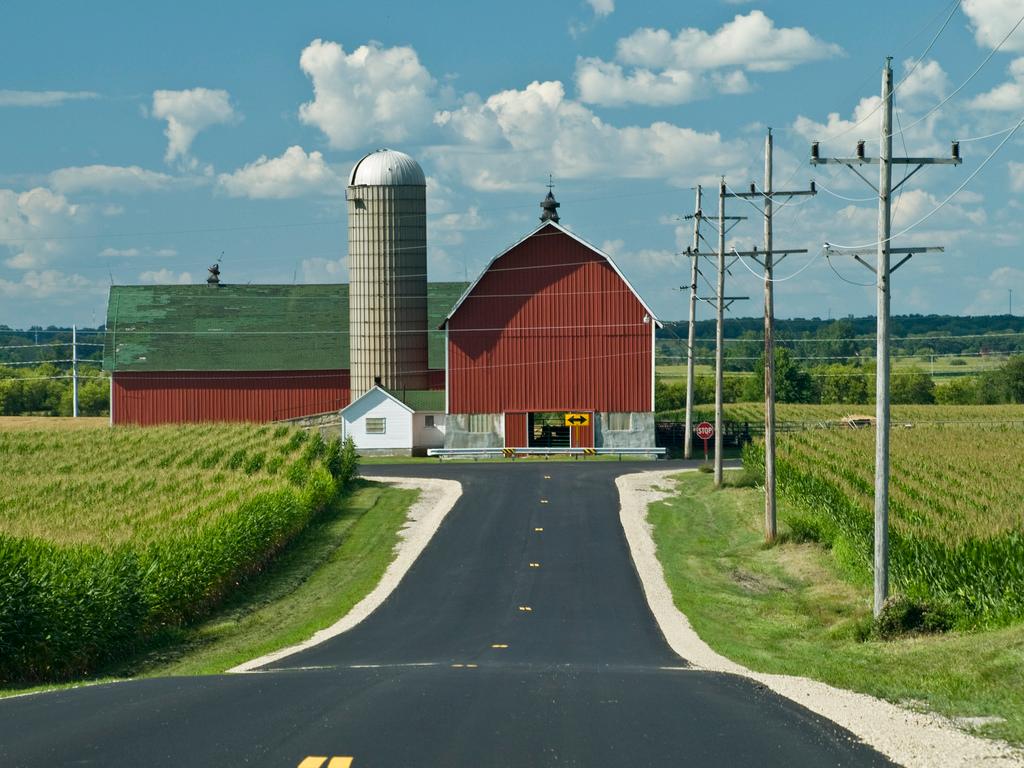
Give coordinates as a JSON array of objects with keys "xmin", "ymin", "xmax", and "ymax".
[
  {"xmin": 444, "ymin": 413, "xmax": 503, "ymax": 449},
  {"xmin": 595, "ymin": 412, "xmax": 656, "ymax": 449},
  {"xmin": 279, "ymin": 410, "xmax": 342, "ymax": 442}
]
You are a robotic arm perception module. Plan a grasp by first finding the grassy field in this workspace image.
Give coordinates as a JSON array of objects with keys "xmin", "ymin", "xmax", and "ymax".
[
  {"xmin": 0, "ymin": 422, "xmax": 358, "ymax": 682},
  {"xmin": 0, "ymin": 416, "xmax": 108, "ymax": 430},
  {"xmin": 658, "ymin": 402, "xmax": 1024, "ymax": 424},
  {"xmin": 654, "ymin": 354, "xmax": 1002, "ymax": 384},
  {"xmin": 649, "ymin": 473, "xmax": 1024, "ymax": 746}
]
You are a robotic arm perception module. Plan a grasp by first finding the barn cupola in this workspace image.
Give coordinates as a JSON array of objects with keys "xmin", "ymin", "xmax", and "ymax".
[{"xmin": 539, "ymin": 179, "xmax": 560, "ymax": 223}]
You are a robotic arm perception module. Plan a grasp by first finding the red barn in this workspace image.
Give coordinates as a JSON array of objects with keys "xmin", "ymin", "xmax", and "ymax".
[
  {"xmin": 103, "ymin": 283, "xmax": 460, "ymax": 426},
  {"xmin": 442, "ymin": 217, "xmax": 660, "ymax": 450}
]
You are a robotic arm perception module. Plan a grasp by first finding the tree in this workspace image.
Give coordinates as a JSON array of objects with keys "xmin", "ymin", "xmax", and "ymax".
[
  {"xmin": 891, "ymin": 366, "xmax": 935, "ymax": 404},
  {"xmin": 934, "ymin": 377, "xmax": 979, "ymax": 405},
  {"xmin": 1001, "ymin": 355, "xmax": 1024, "ymax": 403},
  {"xmin": 743, "ymin": 348, "xmax": 815, "ymax": 403},
  {"xmin": 813, "ymin": 363, "xmax": 872, "ymax": 404}
]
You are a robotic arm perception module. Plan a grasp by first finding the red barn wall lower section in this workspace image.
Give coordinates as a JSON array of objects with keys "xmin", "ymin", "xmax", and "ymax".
[
  {"xmin": 112, "ymin": 370, "xmax": 351, "ymax": 426},
  {"xmin": 447, "ymin": 226, "xmax": 653, "ymax": 414}
]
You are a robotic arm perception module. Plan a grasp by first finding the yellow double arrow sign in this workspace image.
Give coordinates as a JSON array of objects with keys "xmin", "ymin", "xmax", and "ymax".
[{"xmin": 564, "ymin": 412, "xmax": 590, "ymax": 427}]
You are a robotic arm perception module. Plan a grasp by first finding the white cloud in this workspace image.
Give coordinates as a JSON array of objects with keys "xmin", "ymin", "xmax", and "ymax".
[
  {"xmin": 0, "ymin": 269, "xmax": 95, "ymax": 299},
  {"xmin": 139, "ymin": 269, "xmax": 192, "ymax": 284},
  {"xmin": 969, "ymin": 57, "xmax": 1024, "ymax": 111},
  {"xmin": 431, "ymin": 206, "xmax": 485, "ymax": 246},
  {"xmin": 151, "ymin": 88, "xmax": 236, "ymax": 163},
  {"xmin": 0, "ymin": 187, "xmax": 82, "ymax": 270},
  {"xmin": 962, "ymin": 0, "xmax": 1024, "ymax": 52},
  {"xmin": 615, "ymin": 12, "xmax": 842, "ymax": 73},
  {"xmin": 898, "ymin": 59, "xmax": 948, "ymax": 108},
  {"xmin": 100, "ymin": 247, "xmax": 140, "ymax": 258},
  {"xmin": 0, "ymin": 90, "xmax": 98, "ymax": 107},
  {"xmin": 49, "ymin": 164, "xmax": 176, "ymax": 194},
  {"xmin": 300, "ymin": 256, "xmax": 347, "ymax": 283},
  {"xmin": 586, "ymin": 0, "xmax": 614, "ymax": 16},
  {"xmin": 575, "ymin": 58, "xmax": 701, "ymax": 106},
  {"xmin": 298, "ymin": 39, "xmax": 436, "ymax": 149},
  {"xmin": 576, "ymin": 12, "xmax": 839, "ymax": 107},
  {"xmin": 217, "ymin": 145, "xmax": 341, "ymax": 199},
  {"xmin": 1010, "ymin": 161, "xmax": 1024, "ymax": 191},
  {"xmin": 792, "ymin": 95, "xmax": 882, "ymax": 146},
  {"xmin": 963, "ymin": 266, "xmax": 1024, "ymax": 314},
  {"xmin": 433, "ymin": 80, "xmax": 745, "ymax": 190}
]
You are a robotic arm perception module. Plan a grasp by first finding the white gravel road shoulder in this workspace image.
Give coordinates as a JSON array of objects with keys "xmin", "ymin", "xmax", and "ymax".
[
  {"xmin": 618, "ymin": 469, "xmax": 1024, "ymax": 768},
  {"xmin": 231, "ymin": 476, "xmax": 462, "ymax": 673}
]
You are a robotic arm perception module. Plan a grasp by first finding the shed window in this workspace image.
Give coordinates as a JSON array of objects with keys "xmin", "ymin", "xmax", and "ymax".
[
  {"xmin": 606, "ymin": 413, "xmax": 632, "ymax": 431},
  {"xmin": 366, "ymin": 417, "xmax": 386, "ymax": 434},
  {"xmin": 425, "ymin": 414, "xmax": 435, "ymax": 427}
]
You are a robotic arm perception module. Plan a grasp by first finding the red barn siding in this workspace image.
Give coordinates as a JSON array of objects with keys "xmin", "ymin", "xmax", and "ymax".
[
  {"xmin": 447, "ymin": 227, "xmax": 652, "ymax": 414},
  {"xmin": 112, "ymin": 370, "xmax": 350, "ymax": 426}
]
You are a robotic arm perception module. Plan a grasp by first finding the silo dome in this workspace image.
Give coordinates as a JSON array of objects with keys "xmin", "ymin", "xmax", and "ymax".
[{"xmin": 348, "ymin": 148, "xmax": 426, "ymax": 187}]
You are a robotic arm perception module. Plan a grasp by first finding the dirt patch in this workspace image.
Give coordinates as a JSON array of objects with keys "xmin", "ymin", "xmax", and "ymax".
[{"xmin": 0, "ymin": 417, "xmax": 108, "ymax": 430}]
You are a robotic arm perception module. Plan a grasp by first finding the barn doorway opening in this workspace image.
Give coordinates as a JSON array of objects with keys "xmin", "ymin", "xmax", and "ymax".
[{"xmin": 528, "ymin": 412, "xmax": 570, "ymax": 448}]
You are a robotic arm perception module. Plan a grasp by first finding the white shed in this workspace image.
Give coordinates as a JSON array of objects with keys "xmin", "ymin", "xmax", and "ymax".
[{"xmin": 340, "ymin": 386, "xmax": 446, "ymax": 456}]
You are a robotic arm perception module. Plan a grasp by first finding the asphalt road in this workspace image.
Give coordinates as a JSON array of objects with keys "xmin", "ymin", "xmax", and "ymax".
[{"xmin": 0, "ymin": 460, "xmax": 893, "ymax": 767}]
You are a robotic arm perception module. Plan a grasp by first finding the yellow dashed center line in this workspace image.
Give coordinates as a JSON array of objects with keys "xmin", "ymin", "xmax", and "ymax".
[
  {"xmin": 451, "ymin": 663, "xmax": 464, "ymax": 668},
  {"xmin": 518, "ymin": 605, "xmax": 533, "ymax": 612},
  {"xmin": 529, "ymin": 562, "xmax": 541, "ymax": 568},
  {"xmin": 299, "ymin": 758, "xmax": 353, "ymax": 768},
  {"xmin": 540, "ymin": 499, "xmax": 549, "ymax": 504},
  {"xmin": 544, "ymin": 475, "xmax": 551, "ymax": 479},
  {"xmin": 534, "ymin": 527, "xmax": 544, "ymax": 532},
  {"xmin": 491, "ymin": 643, "xmax": 509, "ymax": 649}
]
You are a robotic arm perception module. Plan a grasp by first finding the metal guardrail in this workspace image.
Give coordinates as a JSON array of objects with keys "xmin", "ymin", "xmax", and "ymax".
[{"xmin": 426, "ymin": 447, "xmax": 666, "ymax": 460}]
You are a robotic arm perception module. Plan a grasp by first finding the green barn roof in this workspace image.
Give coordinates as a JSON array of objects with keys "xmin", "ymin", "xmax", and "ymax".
[{"xmin": 103, "ymin": 282, "xmax": 467, "ymax": 372}]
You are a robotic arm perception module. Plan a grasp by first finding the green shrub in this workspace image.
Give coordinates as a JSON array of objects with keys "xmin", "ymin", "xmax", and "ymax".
[{"xmin": 873, "ymin": 594, "xmax": 954, "ymax": 639}]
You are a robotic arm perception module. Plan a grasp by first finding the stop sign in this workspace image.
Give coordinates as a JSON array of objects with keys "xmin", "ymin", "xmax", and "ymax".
[{"xmin": 695, "ymin": 422, "xmax": 714, "ymax": 440}]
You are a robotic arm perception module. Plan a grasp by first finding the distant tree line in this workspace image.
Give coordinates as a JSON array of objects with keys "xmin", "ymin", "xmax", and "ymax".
[
  {"xmin": 658, "ymin": 314, "xmax": 1024, "ymax": 370},
  {"xmin": 655, "ymin": 351, "xmax": 1024, "ymax": 411},
  {"xmin": 0, "ymin": 364, "xmax": 109, "ymax": 417}
]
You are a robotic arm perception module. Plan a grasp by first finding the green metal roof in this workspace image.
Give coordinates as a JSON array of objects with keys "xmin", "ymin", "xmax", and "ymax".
[
  {"xmin": 103, "ymin": 282, "xmax": 467, "ymax": 372},
  {"xmin": 393, "ymin": 389, "xmax": 446, "ymax": 412}
]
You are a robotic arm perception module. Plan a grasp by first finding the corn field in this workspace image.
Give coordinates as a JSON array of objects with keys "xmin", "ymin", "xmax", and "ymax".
[
  {"xmin": 668, "ymin": 402, "xmax": 1024, "ymax": 425},
  {"xmin": 745, "ymin": 421, "xmax": 1024, "ymax": 627},
  {"xmin": 0, "ymin": 423, "xmax": 358, "ymax": 683}
]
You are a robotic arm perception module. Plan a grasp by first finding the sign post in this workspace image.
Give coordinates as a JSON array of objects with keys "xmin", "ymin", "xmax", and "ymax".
[{"xmin": 695, "ymin": 421, "xmax": 714, "ymax": 462}]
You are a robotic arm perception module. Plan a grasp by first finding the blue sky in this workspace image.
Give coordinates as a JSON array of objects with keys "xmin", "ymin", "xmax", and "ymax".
[{"xmin": 1, "ymin": 0, "xmax": 1022, "ymax": 327}]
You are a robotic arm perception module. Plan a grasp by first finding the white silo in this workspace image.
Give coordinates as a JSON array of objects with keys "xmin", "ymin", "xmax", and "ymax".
[{"xmin": 347, "ymin": 148, "xmax": 429, "ymax": 399}]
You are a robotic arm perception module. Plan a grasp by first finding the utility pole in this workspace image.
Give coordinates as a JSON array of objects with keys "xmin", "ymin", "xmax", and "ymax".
[
  {"xmin": 812, "ymin": 57, "xmax": 961, "ymax": 616},
  {"xmin": 72, "ymin": 324, "xmax": 79, "ymax": 418},
  {"xmin": 715, "ymin": 180, "xmax": 726, "ymax": 487},
  {"xmin": 683, "ymin": 186, "xmax": 701, "ymax": 460},
  {"xmin": 725, "ymin": 129, "xmax": 816, "ymax": 543},
  {"xmin": 1010, "ymin": 288, "xmax": 1014, "ymax": 317},
  {"xmin": 684, "ymin": 193, "xmax": 745, "ymax": 468}
]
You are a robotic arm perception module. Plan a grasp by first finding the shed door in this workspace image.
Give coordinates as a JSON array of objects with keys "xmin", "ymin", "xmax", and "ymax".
[{"xmin": 505, "ymin": 412, "xmax": 528, "ymax": 448}]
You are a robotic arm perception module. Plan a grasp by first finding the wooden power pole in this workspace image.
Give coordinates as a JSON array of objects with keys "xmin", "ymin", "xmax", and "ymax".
[
  {"xmin": 726, "ymin": 130, "xmax": 815, "ymax": 542},
  {"xmin": 812, "ymin": 57, "xmax": 960, "ymax": 615}
]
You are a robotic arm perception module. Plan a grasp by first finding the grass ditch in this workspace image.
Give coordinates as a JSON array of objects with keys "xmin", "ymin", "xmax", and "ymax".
[
  {"xmin": 121, "ymin": 479, "xmax": 418, "ymax": 677},
  {"xmin": 649, "ymin": 471, "xmax": 1024, "ymax": 746}
]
